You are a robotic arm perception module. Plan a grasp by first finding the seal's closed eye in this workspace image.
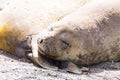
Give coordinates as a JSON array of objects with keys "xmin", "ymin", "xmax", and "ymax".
[{"xmin": 60, "ymin": 40, "xmax": 70, "ymax": 50}]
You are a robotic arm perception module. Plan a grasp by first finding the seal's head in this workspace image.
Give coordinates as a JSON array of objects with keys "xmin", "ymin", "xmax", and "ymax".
[{"xmin": 37, "ymin": 22, "xmax": 85, "ymax": 62}]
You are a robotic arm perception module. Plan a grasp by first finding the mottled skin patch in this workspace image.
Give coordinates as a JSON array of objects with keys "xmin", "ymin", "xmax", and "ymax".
[{"xmin": 37, "ymin": 0, "xmax": 120, "ymax": 70}]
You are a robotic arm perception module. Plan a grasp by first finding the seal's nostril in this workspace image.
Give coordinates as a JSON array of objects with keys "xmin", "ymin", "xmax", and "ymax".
[
  {"xmin": 40, "ymin": 39, "xmax": 43, "ymax": 43},
  {"xmin": 37, "ymin": 38, "xmax": 43, "ymax": 44}
]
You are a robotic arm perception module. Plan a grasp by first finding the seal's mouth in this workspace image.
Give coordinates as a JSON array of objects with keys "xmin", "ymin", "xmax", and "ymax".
[
  {"xmin": 38, "ymin": 51, "xmax": 69, "ymax": 69},
  {"xmin": 39, "ymin": 51, "xmax": 60, "ymax": 66},
  {"xmin": 38, "ymin": 45, "xmax": 57, "ymax": 59},
  {"xmin": 38, "ymin": 46, "xmax": 46, "ymax": 55}
]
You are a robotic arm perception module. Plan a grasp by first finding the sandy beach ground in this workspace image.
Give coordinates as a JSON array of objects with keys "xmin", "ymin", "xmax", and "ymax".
[
  {"xmin": 0, "ymin": 0, "xmax": 120, "ymax": 80},
  {"xmin": 1, "ymin": 51, "xmax": 120, "ymax": 80}
]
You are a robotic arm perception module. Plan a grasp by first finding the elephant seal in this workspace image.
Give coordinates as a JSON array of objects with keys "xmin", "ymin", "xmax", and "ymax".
[
  {"xmin": 36, "ymin": 0, "xmax": 120, "ymax": 73},
  {"xmin": 0, "ymin": 0, "xmax": 90, "ymax": 70}
]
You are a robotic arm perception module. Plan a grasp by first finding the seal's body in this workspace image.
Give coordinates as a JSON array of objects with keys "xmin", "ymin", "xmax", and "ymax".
[
  {"xmin": 0, "ymin": 0, "xmax": 89, "ymax": 56},
  {"xmin": 37, "ymin": 0, "xmax": 120, "ymax": 66}
]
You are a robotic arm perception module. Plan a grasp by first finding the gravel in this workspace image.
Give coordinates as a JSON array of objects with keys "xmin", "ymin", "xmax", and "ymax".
[{"xmin": 1, "ymin": 51, "xmax": 120, "ymax": 80}]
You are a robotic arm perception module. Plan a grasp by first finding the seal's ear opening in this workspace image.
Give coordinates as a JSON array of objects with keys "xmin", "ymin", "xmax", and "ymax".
[{"xmin": 60, "ymin": 40, "xmax": 70, "ymax": 50}]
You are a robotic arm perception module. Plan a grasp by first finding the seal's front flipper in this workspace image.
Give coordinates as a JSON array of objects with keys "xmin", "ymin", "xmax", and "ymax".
[
  {"xmin": 15, "ymin": 40, "xmax": 31, "ymax": 58},
  {"xmin": 58, "ymin": 61, "xmax": 89, "ymax": 74},
  {"xmin": 61, "ymin": 62, "xmax": 82, "ymax": 74},
  {"xmin": 66, "ymin": 62, "xmax": 82, "ymax": 74}
]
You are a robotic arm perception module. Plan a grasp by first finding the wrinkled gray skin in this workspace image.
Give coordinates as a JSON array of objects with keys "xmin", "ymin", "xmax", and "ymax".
[{"xmin": 37, "ymin": 0, "xmax": 120, "ymax": 68}]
